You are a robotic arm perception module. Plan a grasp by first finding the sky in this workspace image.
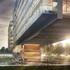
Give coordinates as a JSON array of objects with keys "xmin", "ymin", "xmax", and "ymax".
[{"xmin": 0, "ymin": 0, "xmax": 15, "ymax": 49}]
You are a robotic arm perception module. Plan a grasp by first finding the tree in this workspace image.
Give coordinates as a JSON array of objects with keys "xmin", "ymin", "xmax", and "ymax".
[
  {"xmin": 53, "ymin": 43, "xmax": 65, "ymax": 55},
  {"xmin": 0, "ymin": 47, "xmax": 6, "ymax": 53},
  {"xmin": 5, "ymin": 48, "xmax": 9, "ymax": 53},
  {"xmin": 44, "ymin": 44, "xmax": 54, "ymax": 55}
]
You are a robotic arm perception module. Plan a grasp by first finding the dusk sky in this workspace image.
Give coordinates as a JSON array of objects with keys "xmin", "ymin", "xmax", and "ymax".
[{"xmin": 0, "ymin": 0, "xmax": 15, "ymax": 49}]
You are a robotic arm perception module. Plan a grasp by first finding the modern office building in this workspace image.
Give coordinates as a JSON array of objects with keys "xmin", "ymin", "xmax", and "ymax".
[
  {"xmin": 13, "ymin": 0, "xmax": 62, "ymax": 45},
  {"xmin": 11, "ymin": 0, "xmax": 70, "ymax": 63}
]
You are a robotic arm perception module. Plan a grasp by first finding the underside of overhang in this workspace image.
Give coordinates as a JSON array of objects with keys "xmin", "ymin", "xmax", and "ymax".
[
  {"xmin": 16, "ymin": 11, "xmax": 57, "ymax": 45},
  {"xmin": 26, "ymin": 15, "xmax": 70, "ymax": 45}
]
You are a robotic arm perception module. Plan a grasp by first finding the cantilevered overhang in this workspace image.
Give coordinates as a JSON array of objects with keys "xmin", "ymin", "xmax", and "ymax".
[{"xmin": 16, "ymin": 11, "xmax": 57, "ymax": 44}]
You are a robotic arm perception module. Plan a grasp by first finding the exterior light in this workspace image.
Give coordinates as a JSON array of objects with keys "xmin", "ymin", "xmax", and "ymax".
[
  {"xmin": 60, "ymin": 54, "xmax": 65, "ymax": 57},
  {"xmin": 41, "ymin": 53, "xmax": 46, "ymax": 57},
  {"xmin": 52, "ymin": 43, "xmax": 57, "ymax": 46},
  {"xmin": 41, "ymin": 53, "xmax": 46, "ymax": 61},
  {"xmin": 52, "ymin": 42, "xmax": 58, "ymax": 46},
  {"xmin": 61, "ymin": 39, "xmax": 70, "ymax": 44},
  {"xmin": 61, "ymin": 39, "xmax": 70, "ymax": 47}
]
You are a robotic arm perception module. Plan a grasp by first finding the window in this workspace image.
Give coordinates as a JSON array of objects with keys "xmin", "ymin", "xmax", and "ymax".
[{"xmin": 63, "ymin": 0, "xmax": 70, "ymax": 13}]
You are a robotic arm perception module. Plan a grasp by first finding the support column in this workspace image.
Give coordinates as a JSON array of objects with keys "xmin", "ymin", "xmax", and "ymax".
[{"xmin": 55, "ymin": 0, "xmax": 63, "ymax": 19}]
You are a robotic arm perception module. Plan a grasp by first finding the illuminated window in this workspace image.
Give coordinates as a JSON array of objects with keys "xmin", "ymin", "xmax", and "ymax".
[{"xmin": 63, "ymin": 0, "xmax": 70, "ymax": 13}]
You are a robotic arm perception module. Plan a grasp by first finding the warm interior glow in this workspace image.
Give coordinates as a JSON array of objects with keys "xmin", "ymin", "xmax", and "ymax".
[
  {"xmin": 61, "ymin": 39, "xmax": 70, "ymax": 47},
  {"xmin": 52, "ymin": 42, "xmax": 59, "ymax": 46},
  {"xmin": 63, "ymin": 0, "xmax": 70, "ymax": 14},
  {"xmin": 52, "ymin": 39, "xmax": 70, "ymax": 47},
  {"xmin": 61, "ymin": 39, "xmax": 70, "ymax": 43},
  {"xmin": 41, "ymin": 53, "xmax": 46, "ymax": 57}
]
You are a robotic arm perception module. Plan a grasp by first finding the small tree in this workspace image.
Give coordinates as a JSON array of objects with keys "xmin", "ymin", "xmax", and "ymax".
[
  {"xmin": 0, "ymin": 47, "xmax": 6, "ymax": 53},
  {"xmin": 53, "ymin": 43, "xmax": 65, "ymax": 55}
]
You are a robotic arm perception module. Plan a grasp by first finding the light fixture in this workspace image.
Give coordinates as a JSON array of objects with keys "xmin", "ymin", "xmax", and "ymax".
[
  {"xmin": 61, "ymin": 39, "xmax": 70, "ymax": 47},
  {"xmin": 52, "ymin": 42, "xmax": 59, "ymax": 46},
  {"xmin": 62, "ymin": 39, "xmax": 70, "ymax": 43}
]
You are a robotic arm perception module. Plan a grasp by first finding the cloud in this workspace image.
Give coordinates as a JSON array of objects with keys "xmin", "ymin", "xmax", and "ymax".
[
  {"xmin": 0, "ymin": 0, "xmax": 4, "ymax": 3},
  {"xmin": 0, "ymin": 0, "xmax": 15, "ymax": 19},
  {"xmin": 0, "ymin": 0, "xmax": 15, "ymax": 48}
]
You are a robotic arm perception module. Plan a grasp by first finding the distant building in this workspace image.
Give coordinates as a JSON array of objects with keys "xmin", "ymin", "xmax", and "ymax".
[{"xmin": 8, "ymin": 21, "xmax": 14, "ymax": 51}]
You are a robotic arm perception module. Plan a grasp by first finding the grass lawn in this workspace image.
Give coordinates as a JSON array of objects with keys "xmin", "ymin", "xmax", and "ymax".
[{"xmin": 0, "ymin": 66, "xmax": 70, "ymax": 70}]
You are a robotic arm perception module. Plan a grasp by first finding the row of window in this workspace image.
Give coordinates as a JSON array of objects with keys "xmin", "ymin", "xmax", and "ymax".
[
  {"xmin": 16, "ymin": 0, "xmax": 28, "ymax": 21},
  {"xmin": 15, "ymin": 0, "xmax": 55, "ymax": 31},
  {"xmin": 15, "ymin": 0, "xmax": 35, "ymax": 31},
  {"xmin": 15, "ymin": 0, "xmax": 42, "ymax": 40},
  {"xmin": 63, "ymin": 0, "xmax": 70, "ymax": 13},
  {"xmin": 14, "ymin": 0, "xmax": 41, "ymax": 40},
  {"xmin": 14, "ymin": 0, "xmax": 31, "ymax": 33}
]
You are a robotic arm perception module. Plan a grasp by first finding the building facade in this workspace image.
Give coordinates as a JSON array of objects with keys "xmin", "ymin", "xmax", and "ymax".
[
  {"xmin": 12, "ymin": 0, "xmax": 62, "ymax": 63},
  {"xmin": 8, "ymin": 0, "xmax": 70, "ymax": 64}
]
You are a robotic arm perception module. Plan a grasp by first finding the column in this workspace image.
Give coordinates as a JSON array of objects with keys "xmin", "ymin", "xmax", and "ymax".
[{"xmin": 55, "ymin": 0, "xmax": 63, "ymax": 19}]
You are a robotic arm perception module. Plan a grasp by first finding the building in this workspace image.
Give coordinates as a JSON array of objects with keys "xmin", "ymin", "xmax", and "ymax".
[
  {"xmin": 8, "ymin": 21, "xmax": 14, "ymax": 51},
  {"xmin": 13, "ymin": 0, "xmax": 62, "ymax": 45},
  {"xmin": 11, "ymin": 0, "xmax": 70, "ymax": 64}
]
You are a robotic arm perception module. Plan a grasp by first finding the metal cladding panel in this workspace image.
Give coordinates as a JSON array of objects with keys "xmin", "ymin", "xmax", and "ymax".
[{"xmin": 16, "ymin": 11, "xmax": 57, "ymax": 44}]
